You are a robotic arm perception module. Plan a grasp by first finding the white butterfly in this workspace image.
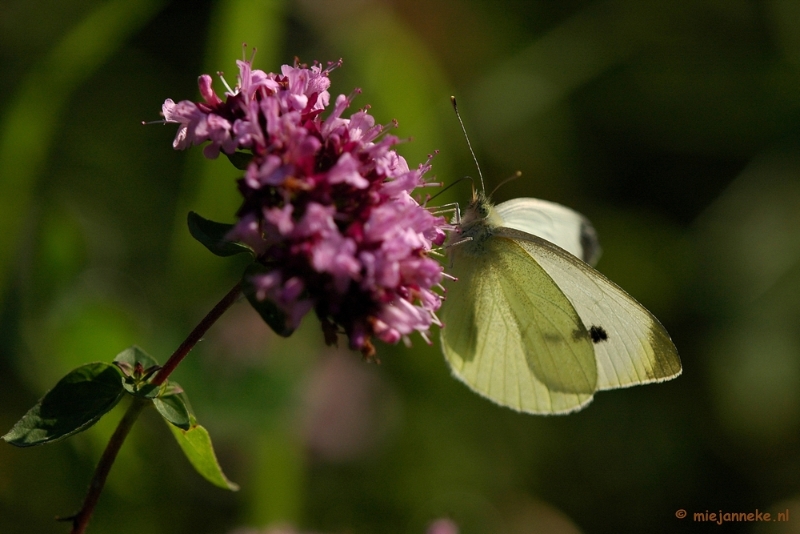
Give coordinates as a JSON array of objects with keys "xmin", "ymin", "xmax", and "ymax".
[{"xmin": 440, "ymin": 191, "xmax": 682, "ymax": 414}]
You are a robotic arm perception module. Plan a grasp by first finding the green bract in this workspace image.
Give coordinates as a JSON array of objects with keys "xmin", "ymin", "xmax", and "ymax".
[
  {"xmin": 188, "ymin": 211, "xmax": 254, "ymax": 258},
  {"xmin": 115, "ymin": 346, "xmax": 162, "ymax": 398},
  {"xmin": 242, "ymin": 263, "xmax": 295, "ymax": 337},
  {"xmin": 114, "ymin": 345, "xmax": 159, "ymax": 369},
  {"xmin": 224, "ymin": 150, "xmax": 253, "ymax": 170}
]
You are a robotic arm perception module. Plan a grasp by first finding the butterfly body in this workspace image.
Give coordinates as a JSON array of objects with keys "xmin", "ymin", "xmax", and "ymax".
[{"xmin": 440, "ymin": 193, "xmax": 681, "ymax": 414}]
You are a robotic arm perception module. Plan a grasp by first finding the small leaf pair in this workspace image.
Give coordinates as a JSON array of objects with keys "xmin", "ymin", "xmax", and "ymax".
[{"xmin": 2, "ymin": 346, "xmax": 237, "ymax": 491}]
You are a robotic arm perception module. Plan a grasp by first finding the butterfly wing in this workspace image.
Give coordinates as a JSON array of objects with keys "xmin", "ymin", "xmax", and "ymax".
[
  {"xmin": 496, "ymin": 227, "xmax": 682, "ymax": 390},
  {"xmin": 441, "ymin": 234, "xmax": 598, "ymax": 414},
  {"xmin": 495, "ymin": 198, "xmax": 602, "ymax": 266}
]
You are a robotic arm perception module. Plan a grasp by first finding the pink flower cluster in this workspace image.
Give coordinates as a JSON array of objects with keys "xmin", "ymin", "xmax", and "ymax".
[{"xmin": 162, "ymin": 57, "xmax": 447, "ymax": 356}]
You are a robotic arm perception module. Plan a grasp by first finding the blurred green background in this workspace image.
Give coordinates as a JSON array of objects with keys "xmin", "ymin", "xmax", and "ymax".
[{"xmin": 2, "ymin": 0, "xmax": 800, "ymax": 532}]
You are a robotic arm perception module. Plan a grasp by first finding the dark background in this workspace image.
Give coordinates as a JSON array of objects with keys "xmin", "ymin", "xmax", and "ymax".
[{"xmin": 1, "ymin": 0, "xmax": 799, "ymax": 532}]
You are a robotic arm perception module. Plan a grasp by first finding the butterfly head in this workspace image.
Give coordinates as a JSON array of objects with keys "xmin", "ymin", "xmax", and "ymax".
[
  {"xmin": 460, "ymin": 190, "xmax": 501, "ymax": 229},
  {"xmin": 444, "ymin": 191, "xmax": 504, "ymax": 262}
]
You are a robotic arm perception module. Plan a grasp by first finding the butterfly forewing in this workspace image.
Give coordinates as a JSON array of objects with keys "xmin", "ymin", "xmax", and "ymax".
[{"xmin": 496, "ymin": 227, "xmax": 682, "ymax": 389}]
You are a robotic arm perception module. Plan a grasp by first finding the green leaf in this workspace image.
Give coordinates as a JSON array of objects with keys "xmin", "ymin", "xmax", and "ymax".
[
  {"xmin": 154, "ymin": 394, "xmax": 191, "ymax": 430},
  {"xmin": 114, "ymin": 345, "xmax": 160, "ymax": 369},
  {"xmin": 159, "ymin": 381, "xmax": 184, "ymax": 397},
  {"xmin": 242, "ymin": 264, "xmax": 296, "ymax": 337},
  {"xmin": 2, "ymin": 363, "xmax": 125, "ymax": 447},
  {"xmin": 168, "ymin": 417, "xmax": 239, "ymax": 491},
  {"xmin": 187, "ymin": 211, "xmax": 254, "ymax": 258},
  {"xmin": 225, "ymin": 150, "xmax": 253, "ymax": 170}
]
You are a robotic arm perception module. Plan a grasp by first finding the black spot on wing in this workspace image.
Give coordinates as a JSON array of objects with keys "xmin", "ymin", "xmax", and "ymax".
[{"xmin": 589, "ymin": 325, "xmax": 608, "ymax": 343}]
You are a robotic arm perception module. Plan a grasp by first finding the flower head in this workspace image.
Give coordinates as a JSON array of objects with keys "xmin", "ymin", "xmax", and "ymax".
[{"xmin": 163, "ymin": 55, "xmax": 447, "ymax": 357}]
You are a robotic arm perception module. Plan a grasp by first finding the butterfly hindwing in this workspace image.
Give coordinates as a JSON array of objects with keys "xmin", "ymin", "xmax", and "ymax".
[
  {"xmin": 495, "ymin": 198, "xmax": 602, "ymax": 265},
  {"xmin": 442, "ymin": 234, "xmax": 597, "ymax": 414}
]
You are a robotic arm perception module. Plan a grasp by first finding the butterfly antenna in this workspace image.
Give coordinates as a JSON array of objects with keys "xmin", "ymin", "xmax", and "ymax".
[
  {"xmin": 427, "ymin": 176, "xmax": 474, "ymax": 204},
  {"xmin": 489, "ymin": 171, "xmax": 523, "ymax": 198},
  {"xmin": 451, "ymin": 96, "xmax": 485, "ymax": 196}
]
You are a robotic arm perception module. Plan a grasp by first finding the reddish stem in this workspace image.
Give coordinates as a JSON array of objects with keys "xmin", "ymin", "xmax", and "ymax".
[
  {"xmin": 152, "ymin": 281, "xmax": 242, "ymax": 385},
  {"xmin": 67, "ymin": 281, "xmax": 242, "ymax": 534},
  {"xmin": 68, "ymin": 398, "xmax": 147, "ymax": 534}
]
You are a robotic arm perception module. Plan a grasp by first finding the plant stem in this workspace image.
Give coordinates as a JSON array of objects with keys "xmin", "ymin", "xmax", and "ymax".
[
  {"xmin": 68, "ymin": 397, "xmax": 147, "ymax": 534},
  {"xmin": 66, "ymin": 280, "xmax": 243, "ymax": 533},
  {"xmin": 152, "ymin": 281, "xmax": 242, "ymax": 385}
]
